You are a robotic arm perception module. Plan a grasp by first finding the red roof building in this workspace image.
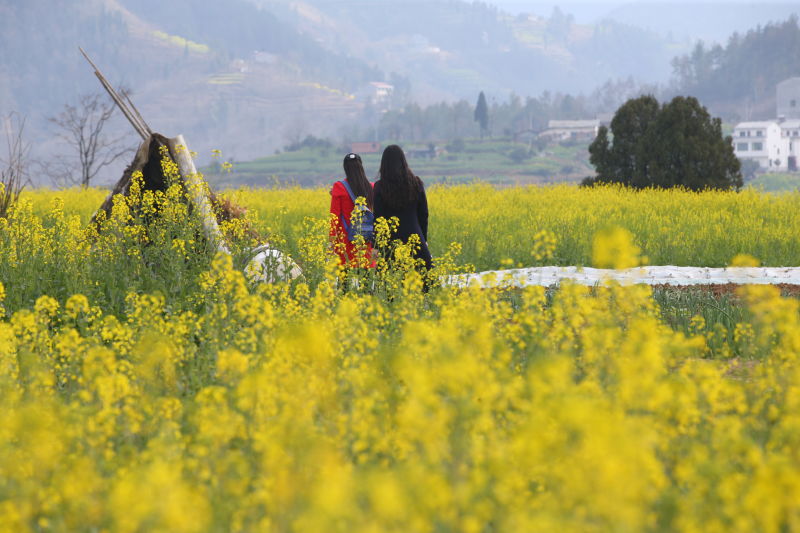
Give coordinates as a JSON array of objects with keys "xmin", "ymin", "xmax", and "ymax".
[{"xmin": 350, "ymin": 142, "xmax": 382, "ymax": 154}]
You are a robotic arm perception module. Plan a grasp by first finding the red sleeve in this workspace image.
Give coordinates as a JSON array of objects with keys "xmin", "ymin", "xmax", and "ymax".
[{"xmin": 330, "ymin": 186, "xmax": 346, "ymax": 239}]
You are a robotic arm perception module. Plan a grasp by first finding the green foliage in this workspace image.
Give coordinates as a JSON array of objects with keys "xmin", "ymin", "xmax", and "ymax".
[
  {"xmin": 741, "ymin": 159, "xmax": 761, "ymax": 181},
  {"xmin": 651, "ymin": 287, "xmax": 749, "ymax": 359},
  {"xmin": 445, "ymin": 138, "xmax": 466, "ymax": 153},
  {"xmin": 508, "ymin": 147, "xmax": 530, "ymax": 164},
  {"xmin": 474, "ymin": 91, "xmax": 490, "ymax": 138},
  {"xmin": 283, "ymin": 134, "xmax": 333, "ymax": 153},
  {"xmin": 208, "ymin": 138, "xmax": 593, "ymax": 187},
  {"xmin": 589, "ymin": 95, "xmax": 660, "ymax": 187},
  {"xmin": 374, "ymin": 92, "xmax": 594, "ymax": 145},
  {"xmin": 747, "ymin": 172, "xmax": 800, "ymax": 193},
  {"xmin": 589, "ymin": 96, "xmax": 742, "ymax": 190},
  {"xmin": 671, "ymin": 15, "xmax": 800, "ymax": 107}
]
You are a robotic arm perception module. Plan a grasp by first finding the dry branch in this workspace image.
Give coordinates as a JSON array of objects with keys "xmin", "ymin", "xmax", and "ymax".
[
  {"xmin": 47, "ymin": 93, "xmax": 133, "ymax": 187},
  {"xmin": 0, "ymin": 113, "xmax": 31, "ymax": 217}
]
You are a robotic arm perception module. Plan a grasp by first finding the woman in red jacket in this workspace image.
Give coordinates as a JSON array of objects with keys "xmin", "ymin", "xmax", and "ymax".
[{"xmin": 329, "ymin": 153, "xmax": 374, "ymax": 267}]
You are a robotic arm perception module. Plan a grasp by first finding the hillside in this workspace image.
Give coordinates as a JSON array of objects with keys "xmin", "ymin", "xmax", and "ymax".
[
  {"xmin": 5, "ymin": 0, "xmax": 791, "ymax": 186},
  {"xmin": 671, "ymin": 15, "xmax": 800, "ymax": 120},
  {"xmin": 116, "ymin": 0, "xmax": 382, "ymax": 93},
  {"xmin": 254, "ymin": 0, "xmax": 681, "ymax": 101},
  {"xmin": 0, "ymin": 0, "xmax": 377, "ymax": 183}
]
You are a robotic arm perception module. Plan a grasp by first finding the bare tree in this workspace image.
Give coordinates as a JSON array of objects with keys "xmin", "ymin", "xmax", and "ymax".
[
  {"xmin": 0, "ymin": 112, "xmax": 31, "ymax": 217},
  {"xmin": 47, "ymin": 92, "xmax": 132, "ymax": 187}
]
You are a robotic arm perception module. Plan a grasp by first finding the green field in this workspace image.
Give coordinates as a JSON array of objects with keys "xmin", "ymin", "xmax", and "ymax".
[
  {"xmin": 747, "ymin": 172, "xmax": 800, "ymax": 192},
  {"xmin": 206, "ymin": 138, "xmax": 593, "ymax": 187}
]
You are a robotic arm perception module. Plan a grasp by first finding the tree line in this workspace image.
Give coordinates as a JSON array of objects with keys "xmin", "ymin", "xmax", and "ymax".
[
  {"xmin": 350, "ymin": 78, "xmax": 651, "ymax": 144},
  {"xmin": 671, "ymin": 15, "xmax": 800, "ymax": 111}
]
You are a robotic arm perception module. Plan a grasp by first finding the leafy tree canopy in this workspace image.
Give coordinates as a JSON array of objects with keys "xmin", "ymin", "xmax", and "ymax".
[{"xmin": 588, "ymin": 95, "xmax": 742, "ymax": 191}]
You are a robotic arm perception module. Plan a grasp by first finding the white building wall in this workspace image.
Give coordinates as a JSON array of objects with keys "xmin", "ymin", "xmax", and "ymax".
[
  {"xmin": 732, "ymin": 121, "xmax": 789, "ymax": 172},
  {"xmin": 780, "ymin": 120, "xmax": 800, "ymax": 171}
]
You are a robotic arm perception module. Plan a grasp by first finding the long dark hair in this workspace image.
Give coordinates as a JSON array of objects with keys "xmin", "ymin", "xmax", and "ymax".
[
  {"xmin": 343, "ymin": 153, "xmax": 373, "ymax": 209},
  {"xmin": 377, "ymin": 144, "xmax": 422, "ymax": 210}
]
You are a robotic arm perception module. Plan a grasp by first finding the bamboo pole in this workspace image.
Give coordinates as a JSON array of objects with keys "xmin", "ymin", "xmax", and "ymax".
[
  {"xmin": 167, "ymin": 135, "xmax": 230, "ymax": 254},
  {"xmin": 124, "ymin": 91, "xmax": 153, "ymax": 138},
  {"xmin": 79, "ymin": 47, "xmax": 150, "ymax": 140}
]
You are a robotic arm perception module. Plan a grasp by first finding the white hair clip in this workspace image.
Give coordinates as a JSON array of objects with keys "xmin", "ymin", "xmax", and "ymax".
[{"xmin": 349, "ymin": 153, "xmax": 357, "ymax": 159}]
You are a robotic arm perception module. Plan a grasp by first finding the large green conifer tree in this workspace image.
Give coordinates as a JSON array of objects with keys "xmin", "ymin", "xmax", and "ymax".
[
  {"xmin": 474, "ymin": 91, "xmax": 489, "ymax": 139},
  {"xmin": 588, "ymin": 95, "xmax": 742, "ymax": 190}
]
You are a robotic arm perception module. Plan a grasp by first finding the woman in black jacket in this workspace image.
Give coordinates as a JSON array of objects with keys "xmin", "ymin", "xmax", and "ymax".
[{"xmin": 373, "ymin": 144, "xmax": 433, "ymax": 270}]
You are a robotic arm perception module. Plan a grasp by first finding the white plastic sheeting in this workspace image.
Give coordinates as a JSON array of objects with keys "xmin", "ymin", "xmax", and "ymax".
[
  {"xmin": 450, "ymin": 266, "xmax": 800, "ymax": 288},
  {"xmin": 245, "ymin": 245, "xmax": 303, "ymax": 283}
]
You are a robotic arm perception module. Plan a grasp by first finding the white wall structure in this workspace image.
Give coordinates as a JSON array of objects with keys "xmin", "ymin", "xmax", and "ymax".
[
  {"xmin": 777, "ymin": 77, "xmax": 800, "ymax": 120},
  {"xmin": 780, "ymin": 119, "xmax": 800, "ymax": 172},
  {"xmin": 732, "ymin": 121, "xmax": 789, "ymax": 171},
  {"xmin": 539, "ymin": 119, "xmax": 600, "ymax": 142},
  {"xmin": 449, "ymin": 266, "xmax": 800, "ymax": 288},
  {"xmin": 368, "ymin": 82, "xmax": 394, "ymax": 107}
]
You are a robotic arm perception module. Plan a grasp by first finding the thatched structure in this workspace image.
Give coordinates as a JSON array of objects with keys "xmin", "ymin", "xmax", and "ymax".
[
  {"xmin": 79, "ymin": 50, "xmax": 300, "ymax": 281},
  {"xmin": 91, "ymin": 133, "xmax": 301, "ymax": 281},
  {"xmin": 92, "ymin": 133, "xmax": 243, "ymax": 238}
]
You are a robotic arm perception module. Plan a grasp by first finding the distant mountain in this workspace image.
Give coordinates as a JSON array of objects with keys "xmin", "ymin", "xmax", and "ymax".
[
  {"xmin": 116, "ymin": 0, "xmax": 382, "ymax": 92},
  {"xmin": 3, "ymin": 0, "xmax": 794, "ymax": 186},
  {"xmin": 0, "ymin": 0, "xmax": 380, "ymax": 184},
  {"xmin": 252, "ymin": 0, "xmax": 682, "ymax": 101},
  {"xmin": 605, "ymin": 2, "xmax": 800, "ymax": 44}
]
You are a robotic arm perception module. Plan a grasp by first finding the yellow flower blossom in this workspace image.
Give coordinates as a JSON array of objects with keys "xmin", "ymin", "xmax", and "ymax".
[{"xmin": 0, "ymin": 182, "xmax": 797, "ymax": 531}]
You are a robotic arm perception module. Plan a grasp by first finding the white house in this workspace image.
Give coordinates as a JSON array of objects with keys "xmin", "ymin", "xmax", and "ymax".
[
  {"xmin": 732, "ymin": 78, "xmax": 800, "ymax": 172},
  {"xmin": 780, "ymin": 119, "xmax": 800, "ymax": 171},
  {"xmin": 366, "ymin": 82, "xmax": 394, "ymax": 109},
  {"xmin": 354, "ymin": 82, "xmax": 394, "ymax": 112},
  {"xmin": 732, "ymin": 121, "xmax": 788, "ymax": 171},
  {"xmin": 538, "ymin": 119, "xmax": 599, "ymax": 142}
]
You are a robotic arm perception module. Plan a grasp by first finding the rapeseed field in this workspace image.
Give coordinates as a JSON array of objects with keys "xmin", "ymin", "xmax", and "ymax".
[
  {"xmin": 2, "ymin": 178, "xmax": 799, "ymax": 531},
  {"xmin": 30, "ymin": 184, "xmax": 800, "ymax": 271}
]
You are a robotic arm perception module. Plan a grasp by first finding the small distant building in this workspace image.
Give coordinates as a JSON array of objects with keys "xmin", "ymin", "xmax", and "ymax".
[
  {"xmin": 354, "ymin": 82, "xmax": 394, "ymax": 112},
  {"xmin": 538, "ymin": 119, "xmax": 600, "ymax": 142},
  {"xmin": 369, "ymin": 82, "xmax": 393, "ymax": 105},
  {"xmin": 350, "ymin": 142, "xmax": 381, "ymax": 155},
  {"xmin": 406, "ymin": 145, "xmax": 442, "ymax": 160},
  {"xmin": 732, "ymin": 120, "xmax": 798, "ymax": 172},
  {"xmin": 777, "ymin": 77, "xmax": 800, "ymax": 120}
]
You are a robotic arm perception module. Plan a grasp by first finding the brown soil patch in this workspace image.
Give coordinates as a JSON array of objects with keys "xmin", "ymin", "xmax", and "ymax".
[{"xmin": 650, "ymin": 283, "xmax": 800, "ymax": 298}]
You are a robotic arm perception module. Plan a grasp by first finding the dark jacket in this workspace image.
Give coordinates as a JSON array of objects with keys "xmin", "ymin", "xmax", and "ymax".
[{"xmin": 373, "ymin": 179, "xmax": 432, "ymax": 269}]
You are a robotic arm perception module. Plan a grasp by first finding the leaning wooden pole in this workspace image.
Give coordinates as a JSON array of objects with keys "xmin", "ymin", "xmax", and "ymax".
[
  {"xmin": 79, "ymin": 49, "xmax": 232, "ymax": 256},
  {"xmin": 167, "ymin": 135, "xmax": 230, "ymax": 254},
  {"xmin": 79, "ymin": 47, "xmax": 151, "ymax": 140}
]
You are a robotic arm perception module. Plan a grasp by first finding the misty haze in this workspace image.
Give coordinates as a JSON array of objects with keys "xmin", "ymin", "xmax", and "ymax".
[{"xmin": 1, "ymin": 0, "xmax": 798, "ymax": 186}]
